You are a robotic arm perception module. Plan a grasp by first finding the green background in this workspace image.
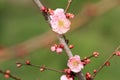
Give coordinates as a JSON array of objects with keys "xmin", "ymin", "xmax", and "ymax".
[{"xmin": 0, "ymin": 0, "xmax": 120, "ymax": 80}]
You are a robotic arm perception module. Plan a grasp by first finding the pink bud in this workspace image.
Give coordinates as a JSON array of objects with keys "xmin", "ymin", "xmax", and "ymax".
[
  {"xmin": 6, "ymin": 70, "xmax": 10, "ymax": 74},
  {"xmin": 86, "ymin": 72, "xmax": 91, "ymax": 80},
  {"xmin": 40, "ymin": 6, "xmax": 48, "ymax": 12},
  {"xmin": 93, "ymin": 51, "xmax": 99, "ymax": 57},
  {"xmin": 59, "ymin": 44, "xmax": 64, "ymax": 49},
  {"xmin": 56, "ymin": 48, "xmax": 63, "ymax": 54},
  {"xmin": 16, "ymin": 63, "xmax": 22, "ymax": 68},
  {"xmin": 48, "ymin": 8, "xmax": 54, "ymax": 15},
  {"xmin": 115, "ymin": 51, "xmax": 120, "ymax": 56},
  {"xmin": 93, "ymin": 69, "xmax": 97, "ymax": 74},
  {"xmin": 69, "ymin": 45, "xmax": 74, "ymax": 49},
  {"xmin": 4, "ymin": 74, "xmax": 10, "ymax": 79},
  {"xmin": 40, "ymin": 68, "xmax": 45, "ymax": 72},
  {"xmin": 66, "ymin": 13, "xmax": 74, "ymax": 19},
  {"xmin": 64, "ymin": 68, "xmax": 71, "ymax": 74},
  {"xmin": 26, "ymin": 60, "xmax": 31, "ymax": 65},
  {"xmin": 51, "ymin": 46, "xmax": 56, "ymax": 52},
  {"xmin": 85, "ymin": 59, "xmax": 91, "ymax": 64},
  {"xmin": 105, "ymin": 61, "xmax": 110, "ymax": 66}
]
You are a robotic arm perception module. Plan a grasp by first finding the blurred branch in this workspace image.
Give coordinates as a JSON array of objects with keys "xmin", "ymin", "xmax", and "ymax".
[
  {"xmin": 32, "ymin": 0, "xmax": 86, "ymax": 80},
  {"xmin": 0, "ymin": 0, "xmax": 120, "ymax": 62}
]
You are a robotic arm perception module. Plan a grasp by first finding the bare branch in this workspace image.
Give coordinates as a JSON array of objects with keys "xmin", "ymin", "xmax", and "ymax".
[
  {"xmin": 65, "ymin": 0, "xmax": 72, "ymax": 13},
  {"xmin": 91, "ymin": 45, "xmax": 120, "ymax": 79},
  {"xmin": 33, "ymin": 0, "xmax": 43, "ymax": 8}
]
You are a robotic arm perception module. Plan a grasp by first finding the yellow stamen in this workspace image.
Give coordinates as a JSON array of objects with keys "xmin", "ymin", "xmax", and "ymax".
[
  {"xmin": 58, "ymin": 20, "xmax": 64, "ymax": 27},
  {"xmin": 73, "ymin": 61, "xmax": 79, "ymax": 66}
]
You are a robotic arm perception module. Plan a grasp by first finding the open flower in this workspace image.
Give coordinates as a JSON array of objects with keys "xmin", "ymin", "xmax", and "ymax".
[
  {"xmin": 50, "ymin": 8, "xmax": 71, "ymax": 34},
  {"xmin": 60, "ymin": 75, "xmax": 73, "ymax": 80},
  {"xmin": 67, "ymin": 55, "xmax": 84, "ymax": 73}
]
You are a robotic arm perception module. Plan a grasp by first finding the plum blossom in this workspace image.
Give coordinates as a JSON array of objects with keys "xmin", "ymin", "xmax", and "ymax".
[
  {"xmin": 50, "ymin": 8, "xmax": 71, "ymax": 34},
  {"xmin": 60, "ymin": 75, "xmax": 73, "ymax": 80},
  {"xmin": 67, "ymin": 55, "xmax": 84, "ymax": 73}
]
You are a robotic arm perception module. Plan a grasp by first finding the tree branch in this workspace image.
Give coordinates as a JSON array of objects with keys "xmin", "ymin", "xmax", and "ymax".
[
  {"xmin": 33, "ymin": 0, "xmax": 43, "ymax": 8},
  {"xmin": 57, "ymin": 35, "xmax": 73, "ymax": 58},
  {"xmin": 32, "ymin": 0, "xmax": 86, "ymax": 80}
]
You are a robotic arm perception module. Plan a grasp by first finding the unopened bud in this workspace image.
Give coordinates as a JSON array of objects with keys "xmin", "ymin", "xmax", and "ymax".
[
  {"xmin": 105, "ymin": 61, "xmax": 110, "ymax": 66},
  {"xmin": 69, "ymin": 45, "xmax": 74, "ymax": 49},
  {"xmin": 93, "ymin": 52, "xmax": 99, "ymax": 57},
  {"xmin": 4, "ymin": 74, "xmax": 10, "ymax": 79},
  {"xmin": 26, "ymin": 60, "xmax": 31, "ymax": 65}
]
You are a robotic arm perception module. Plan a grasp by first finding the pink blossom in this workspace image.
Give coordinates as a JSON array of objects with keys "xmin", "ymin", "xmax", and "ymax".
[
  {"xmin": 67, "ymin": 55, "xmax": 84, "ymax": 73},
  {"xmin": 60, "ymin": 75, "xmax": 73, "ymax": 80},
  {"xmin": 50, "ymin": 8, "xmax": 71, "ymax": 34}
]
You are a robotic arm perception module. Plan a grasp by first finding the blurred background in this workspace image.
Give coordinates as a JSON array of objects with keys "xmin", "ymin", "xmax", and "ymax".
[{"xmin": 0, "ymin": 0, "xmax": 120, "ymax": 80}]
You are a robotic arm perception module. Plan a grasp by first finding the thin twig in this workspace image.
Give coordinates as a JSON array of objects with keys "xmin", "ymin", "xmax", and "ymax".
[
  {"xmin": 91, "ymin": 45, "xmax": 120, "ymax": 79},
  {"xmin": 20, "ymin": 63, "xmax": 64, "ymax": 73},
  {"xmin": 0, "ymin": 70, "xmax": 21, "ymax": 80},
  {"xmin": 92, "ymin": 54, "xmax": 114, "ymax": 79},
  {"xmin": 82, "ymin": 55, "xmax": 94, "ymax": 61},
  {"xmin": 65, "ymin": 0, "xmax": 72, "ymax": 13}
]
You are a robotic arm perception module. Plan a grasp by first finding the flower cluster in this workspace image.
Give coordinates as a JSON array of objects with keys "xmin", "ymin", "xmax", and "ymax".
[
  {"xmin": 82, "ymin": 52, "xmax": 99, "ymax": 66},
  {"xmin": 51, "ymin": 44, "xmax": 64, "ymax": 54},
  {"xmin": 60, "ymin": 68, "xmax": 74, "ymax": 80},
  {"xmin": 50, "ymin": 44, "xmax": 74, "ymax": 54}
]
